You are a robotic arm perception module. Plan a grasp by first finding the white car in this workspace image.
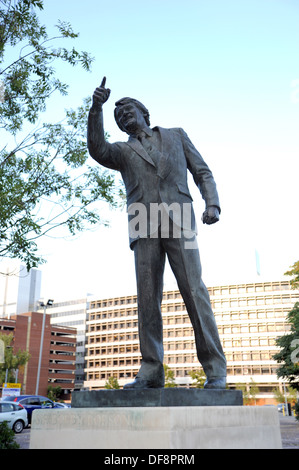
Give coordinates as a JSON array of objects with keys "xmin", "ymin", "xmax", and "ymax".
[{"xmin": 0, "ymin": 401, "xmax": 28, "ymax": 433}]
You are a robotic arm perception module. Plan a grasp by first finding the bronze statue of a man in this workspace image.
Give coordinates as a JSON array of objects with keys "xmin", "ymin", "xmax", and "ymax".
[{"xmin": 88, "ymin": 77, "xmax": 226, "ymax": 389}]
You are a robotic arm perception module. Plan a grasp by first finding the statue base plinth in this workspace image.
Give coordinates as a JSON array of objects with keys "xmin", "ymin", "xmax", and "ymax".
[
  {"xmin": 71, "ymin": 388, "xmax": 243, "ymax": 408},
  {"xmin": 30, "ymin": 391, "xmax": 282, "ymax": 449}
]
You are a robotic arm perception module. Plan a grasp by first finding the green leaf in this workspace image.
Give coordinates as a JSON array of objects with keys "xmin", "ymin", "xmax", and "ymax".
[{"xmin": 0, "ymin": 1, "xmax": 119, "ymax": 269}]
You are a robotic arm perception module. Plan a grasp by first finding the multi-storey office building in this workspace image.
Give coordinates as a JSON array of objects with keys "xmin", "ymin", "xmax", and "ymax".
[
  {"xmin": 0, "ymin": 259, "xmax": 41, "ymax": 318},
  {"xmin": 84, "ymin": 280, "xmax": 299, "ymax": 403},
  {"xmin": 43, "ymin": 298, "xmax": 89, "ymax": 390},
  {"xmin": 0, "ymin": 312, "xmax": 76, "ymax": 399}
]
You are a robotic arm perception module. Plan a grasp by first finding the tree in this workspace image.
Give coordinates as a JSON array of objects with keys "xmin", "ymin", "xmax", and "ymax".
[
  {"xmin": 236, "ymin": 383, "xmax": 250, "ymax": 405},
  {"xmin": 235, "ymin": 379, "xmax": 259, "ymax": 405},
  {"xmin": 0, "ymin": 333, "xmax": 30, "ymax": 384},
  {"xmin": 163, "ymin": 364, "xmax": 176, "ymax": 388},
  {"xmin": 284, "ymin": 261, "xmax": 299, "ymax": 290},
  {"xmin": 273, "ymin": 302, "xmax": 299, "ymax": 392},
  {"xmin": 105, "ymin": 376, "xmax": 120, "ymax": 389},
  {"xmin": 47, "ymin": 385, "xmax": 62, "ymax": 401},
  {"xmin": 188, "ymin": 369, "xmax": 206, "ymax": 388},
  {"xmin": 273, "ymin": 386, "xmax": 297, "ymax": 407},
  {"xmin": 0, "ymin": 0, "xmax": 121, "ymax": 270},
  {"xmin": 235, "ymin": 383, "xmax": 250, "ymax": 405},
  {"xmin": 248, "ymin": 379, "xmax": 259, "ymax": 405},
  {"xmin": 273, "ymin": 261, "xmax": 299, "ymax": 392}
]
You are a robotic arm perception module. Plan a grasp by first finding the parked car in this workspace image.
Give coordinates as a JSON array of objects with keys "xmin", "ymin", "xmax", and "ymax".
[
  {"xmin": 0, "ymin": 401, "xmax": 28, "ymax": 433},
  {"xmin": 277, "ymin": 404, "xmax": 284, "ymax": 413},
  {"xmin": 1, "ymin": 395, "xmax": 55, "ymax": 424},
  {"xmin": 277, "ymin": 403, "xmax": 292, "ymax": 415},
  {"xmin": 53, "ymin": 402, "xmax": 71, "ymax": 408}
]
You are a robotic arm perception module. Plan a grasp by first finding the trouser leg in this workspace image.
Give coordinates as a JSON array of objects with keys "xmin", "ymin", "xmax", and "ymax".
[
  {"xmin": 163, "ymin": 233, "xmax": 226, "ymax": 379},
  {"xmin": 133, "ymin": 237, "xmax": 165, "ymax": 385}
]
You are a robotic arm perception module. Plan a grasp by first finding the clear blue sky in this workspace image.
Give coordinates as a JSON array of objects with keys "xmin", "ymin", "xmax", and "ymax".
[{"xmin": 31, "ymin": 0, "xmax": 299, "ymax": 300}]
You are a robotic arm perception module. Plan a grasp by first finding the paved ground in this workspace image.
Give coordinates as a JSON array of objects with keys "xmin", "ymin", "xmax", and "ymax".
[
  {"xmin": 14, "ymin": 413, "xmax": 299, "ymax": 449},
  {"xmin": 15, "ymin": 427, "xmax": 30, "ymax": 449},
  {"xmin": 279, "ymin": 414, "xmax": 299, "ymax": 449}
]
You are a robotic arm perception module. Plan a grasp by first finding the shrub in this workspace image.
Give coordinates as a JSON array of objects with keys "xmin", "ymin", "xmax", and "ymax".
[{"xmin": 0, "ymin": 422, "xmax": 20, "ymax": 449}]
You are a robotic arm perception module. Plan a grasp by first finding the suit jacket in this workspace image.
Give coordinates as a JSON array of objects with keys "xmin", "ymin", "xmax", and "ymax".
[{"xmin": 88, "ymin": 107, "xmax": 220, "ymax": 247}]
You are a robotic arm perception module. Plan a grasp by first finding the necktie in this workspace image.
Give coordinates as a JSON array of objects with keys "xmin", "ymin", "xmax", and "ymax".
[{"xmin": 137, "ymin": 133, "xmax": 161, "ymax": 167}]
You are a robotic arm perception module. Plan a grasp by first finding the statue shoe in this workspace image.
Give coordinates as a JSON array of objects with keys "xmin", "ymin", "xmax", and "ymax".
[
  {"xmin": 123, "ymin": 377, "xmax": 164, "ymax": 390},
  {"xmin": 204, "ymin": 377, "xmax": 226, "ymax": 389}
]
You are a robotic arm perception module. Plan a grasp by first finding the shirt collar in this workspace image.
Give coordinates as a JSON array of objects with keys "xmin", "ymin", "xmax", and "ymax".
[
  {"xmin": 143, "ymin": 127, "xmax": 153, "ymax": 137},
  {"xmin": 133, "ymin": 127, "xmax": 153, "ymax": 139}
]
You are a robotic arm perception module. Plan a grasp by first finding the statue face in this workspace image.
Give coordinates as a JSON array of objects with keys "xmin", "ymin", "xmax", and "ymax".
[{"xmin": 115, "ymin": 103, "xmax": 147, "ymax": 134}]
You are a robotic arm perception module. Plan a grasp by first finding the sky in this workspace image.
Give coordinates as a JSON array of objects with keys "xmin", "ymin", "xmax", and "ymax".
[{"xmin": 7, "ymin": 0, "xmax": 299, "ymax": 302}]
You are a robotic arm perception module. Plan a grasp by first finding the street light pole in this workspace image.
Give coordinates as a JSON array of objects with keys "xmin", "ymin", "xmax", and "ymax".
[
  {"xmin": 283, "ymin": 382, "xmax": 289, "ymax": 416},
  {"xmin": 35, "ymin": 299, "xmax": 53, "ymax": 395}
]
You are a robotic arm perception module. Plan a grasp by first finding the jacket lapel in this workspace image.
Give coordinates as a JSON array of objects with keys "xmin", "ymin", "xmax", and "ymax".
[
  {"xmin": 125, "ymin": 138, "xmax": 156, "ymax": 167},
  {"xmin": 125, "ymin": 128, "xmax": 172, "ymax": 179}
]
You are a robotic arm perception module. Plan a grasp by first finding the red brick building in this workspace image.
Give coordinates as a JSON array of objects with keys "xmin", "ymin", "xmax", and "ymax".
[{"xmin": 0, "ymin": 312, "xmax": 76, "ymax": 399}]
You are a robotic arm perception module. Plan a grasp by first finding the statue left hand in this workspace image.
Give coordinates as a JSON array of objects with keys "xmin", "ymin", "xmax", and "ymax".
[{"xmin": 202, "ymin": 206, "xmax": 220, "ymax": 225}]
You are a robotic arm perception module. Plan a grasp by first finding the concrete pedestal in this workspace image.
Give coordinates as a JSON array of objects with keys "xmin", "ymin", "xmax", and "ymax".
[{"xmin": 30, "ymin": 405, "xmax": 282, "ymax": 449}]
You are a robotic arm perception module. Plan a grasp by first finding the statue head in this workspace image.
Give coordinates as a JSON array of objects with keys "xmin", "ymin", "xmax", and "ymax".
[{"xmin": 114, "ymin": 97, "xmax": 150, "ymax": 134}]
